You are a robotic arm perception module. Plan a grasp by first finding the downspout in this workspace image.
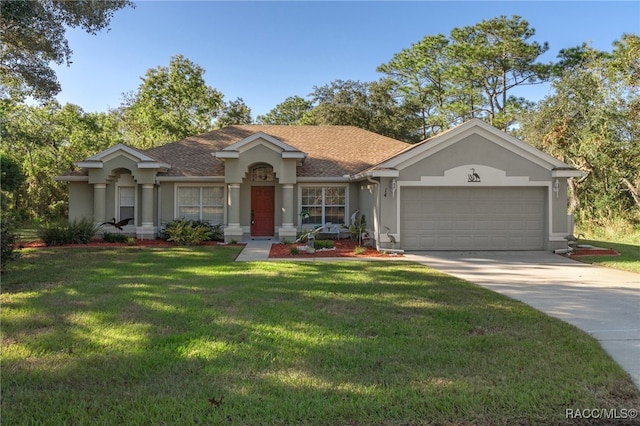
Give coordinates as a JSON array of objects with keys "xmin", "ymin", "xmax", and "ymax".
[{"xmin": 366, "ymin": 176, "xmax": 381, "ymax": 251}]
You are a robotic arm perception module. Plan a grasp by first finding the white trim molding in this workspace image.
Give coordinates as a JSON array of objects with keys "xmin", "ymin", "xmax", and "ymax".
[{"xmin": 410, "ymin": 164, "xmax": 545, "ymax": 187}]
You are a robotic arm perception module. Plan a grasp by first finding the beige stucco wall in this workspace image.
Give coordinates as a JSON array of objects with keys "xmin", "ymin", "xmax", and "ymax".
[
  {"xmin": 65, "ymin": 127, "xmax": 573, "ymax": 247},
  {"xmin": 158, "ymin": 182, "xmax": 175, "ymax": 227},
  {"xmin": 68, "ymin": 182, "xmax": 94, "ymax": 221},
  {"xmin": 223, "ymin": 143, "xmax": 297, "ymax": 184},
  {"xmin": 373, "ymin": 133, "xmax": 572, "ymax": 250},
  {"xmin": 551, "ymin": 178, "xmax": 570, "ymax": 235},
  {"xmin": 400, "ymin": 134, "xmax": 550, "ymax": 181},
  {"xmin": 357, "ymin": 181, "xmax": 378, "ymax": 247},
  {"xmin": 87, "ymin": 156, "xmax": 157, "ymax": 185}
]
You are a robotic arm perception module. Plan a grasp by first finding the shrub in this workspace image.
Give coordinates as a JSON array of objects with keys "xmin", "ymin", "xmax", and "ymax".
[
  {"xmin": 208, "ymin": 223, "xmax": 224, "ymax": 242},
  {"xmin": 313, "ymin": 239, "xmax": 335, "ymax": 250},
  {"xmin": 354, "ymin": 245, "xmax": 366, "ymax": 255},
  {"xmin": 160, "ymin": 219, "xmax": 222, "ymax": 242},
  {"xmin": 163, "ymin": 219, "xmax": 211, "ymax": 246},
  {"xmin": 102, "ymin": 232, "xmax": 130, "ymax": 243},
  {"xmin": 39, "ymin": 218, "xmax": 99, "ymax": 246},
  {"xmin": 345, "ymin": 214, "xmax": 367, "ymax": 244},
  {"xmin": 1, "ymin": 213, "xmax": 19, "ymax": 272},
  {"xmin": 289, "ymin": 246, "xmax": 300, "ymax": 255}
]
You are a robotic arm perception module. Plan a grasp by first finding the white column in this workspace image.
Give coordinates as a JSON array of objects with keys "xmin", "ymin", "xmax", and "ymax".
[
  {"xmin": 93, "ymin": 183, "xmax": 106, "ymax": 224},
  {"xmin": 139, "ymin": 183, "xmax": 155, "ymax": 239},
  {"xmin": 281, "ymin": 184, "xmax": 294, "ymax": 227},
  {"xmin": 278, "ymin": 183, "xmax": 297, "ymax": 241},
  {"xmin": 225, "ymin": 183, "xmax": 243, "ymax": 242},
  {"xmin": 228, "ymin": 183, "xmax": 240, "ymax": 227}
]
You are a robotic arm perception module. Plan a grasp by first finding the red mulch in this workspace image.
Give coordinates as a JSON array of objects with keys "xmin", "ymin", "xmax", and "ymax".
[
  {"xmin": 17, "ymin": 238, "xmax": 398, "ymax": 258},
  {"xmin": 269, "ymin": 239, "xmax": 399, "ymax": 258},
  {"xmin": 570, "ymin": 248, "xmax": 619, "ymax": 256},
  {"xmin": 16, "ymin": 239, "xmax": 233, "ymax": 249}
]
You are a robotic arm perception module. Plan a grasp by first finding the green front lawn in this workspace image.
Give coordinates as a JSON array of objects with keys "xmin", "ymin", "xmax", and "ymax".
[
  {"xmin": 2, "ymin": 246, "xmax": 638, "ymax": 425},
  {"xmin": 572, "ymin": 238, "xmax": 640, "ymax": 273}
]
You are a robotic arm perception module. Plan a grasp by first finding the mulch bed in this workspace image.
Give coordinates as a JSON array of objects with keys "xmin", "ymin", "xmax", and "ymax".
[
  {"xmin": 17, "ymin": 239, "xmax": 234, "ymax": 249},
  {"xmin": 570, "ymin": 247, "xmax": 619, "ymax": 256},
  {"xmin": 17, "ymin": 238, "xmax": 398, "ymax": 258},
  {"xmin": 269, "ymin": 239, "xmax": 399, "ymax": 258}
]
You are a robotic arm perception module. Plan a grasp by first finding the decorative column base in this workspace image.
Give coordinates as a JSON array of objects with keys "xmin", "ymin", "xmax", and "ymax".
[
  {"xmin": 224, "ymin": 224, "xmax": 244, "ymax": 243},
  {"xmin": 278, "ymin": 225, "xmax": 297, "ymax": 242},
  {"xmin": 137, "ymin": 224, "xmax": 157, "ymax": 240}
]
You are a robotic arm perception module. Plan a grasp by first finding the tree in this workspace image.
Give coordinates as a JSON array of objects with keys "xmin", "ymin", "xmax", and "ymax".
[
  {"xmin": 0, "ymin": 153, "xmax": 25, "ymax": 193},
  {"xmin": 306, "ymin": 80, "xmax": 372, "ymax": 128},
  {"xmin": 119, "ymin": 55, "xmax": 223, "ymax": 148},
  {"xmin": 0, "ymin": 0, "xmax": 133, "ymax": 101},
  {"xmin": 2, "ymin": 100, "xmax": 122, "ymax": 218},
  {"xmin": 366, "ymin": 79, "xmax": 423, "ymax": 142},
  {"xmin": 216, "ymin": 98, "xmax": 252, "ymax": 127},
  {"xmin": 378, "ymin": 34, "xmax": 457, "ymax": 139},
  {"xmin": 0, "ymin": 153, "xmax": 24, "ymax": 271},
  {"xmin": 377, "ymin": 16, "xmax": 550, "ymax": 136},
  {"xmin": 448, "ymin": 15, "xmax": 551, "ymax": 130},
  {"xmin": 305, "ymin": 79, "xmax": 419, "ymax": 142},
  {"xmin": 518, "ymin": 37, "xmax": 639, "ymax": 223},
  {"xmin": 608, "ymin": 34, "xmax": 640, "ymax": 211},
  {"xmin": 256, "ymin": 96, "xmax": 313, "ymax": 125}
]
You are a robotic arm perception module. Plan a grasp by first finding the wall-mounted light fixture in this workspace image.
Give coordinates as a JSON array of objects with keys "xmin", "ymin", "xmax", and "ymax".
[
  {"xmin": 384, "ymin": 179, "xmax": 398, "ymax": 198},
  {"xmin": 553, "ymin": 179, "xmax": 560, "ymax": 198}
]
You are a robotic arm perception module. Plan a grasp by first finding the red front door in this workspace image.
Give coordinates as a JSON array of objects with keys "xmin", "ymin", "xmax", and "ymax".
[{"xmin": 251, "ymin": 186, "xmax": 274, "ymax": 236}]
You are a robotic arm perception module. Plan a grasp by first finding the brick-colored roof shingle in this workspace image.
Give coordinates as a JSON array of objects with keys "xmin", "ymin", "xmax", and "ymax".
[{"xmin": 146, "ymin": 125, "xmax": 410, "ymax": 178}]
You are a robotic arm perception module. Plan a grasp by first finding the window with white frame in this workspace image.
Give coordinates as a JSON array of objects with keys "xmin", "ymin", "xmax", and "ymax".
[
  {"xmin": 301, "ymin": 186, "xmax": 346, "ymax": 225},
  {"xmin": 177, "ymin": 186, "xmax": 224, "ymax": 223},
  {"xmin": 118, "ymin": 186, "xmax": 135, "ymax": 222}
]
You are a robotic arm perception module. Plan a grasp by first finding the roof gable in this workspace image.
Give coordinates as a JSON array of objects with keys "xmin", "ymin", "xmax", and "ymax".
[
  {"xmin": 374, "ymin": 119, "xmax": 573, "ymax": 173},
  {"xmin": 214, "ymin": 132, "xmax": 307, "ymax": 159},
  {"xmin": 76, "ymin": 143, "xmax": 170, "ymax": 170}
]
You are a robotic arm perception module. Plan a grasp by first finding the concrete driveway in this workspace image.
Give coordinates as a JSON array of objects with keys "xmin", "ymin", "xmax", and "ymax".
[{"xmin": 403, "ymin": 251, "xmax": 640, "ymax": 388}]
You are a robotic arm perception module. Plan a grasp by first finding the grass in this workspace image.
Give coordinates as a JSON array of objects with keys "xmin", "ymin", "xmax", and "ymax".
[
  {"xmin": 14, "ymin": 222, "xmax": 39, "ymax": 242},
  {"xmin": 2, "ymin": 246, "xmax": 639, "ymax": 425},
  {"xmin": 574, "ymin": 226, "xmax": 640, "ymax": 273},
  {"xmin": 572, "ymin": 238, "xmax": 640, "ymax": 273}
]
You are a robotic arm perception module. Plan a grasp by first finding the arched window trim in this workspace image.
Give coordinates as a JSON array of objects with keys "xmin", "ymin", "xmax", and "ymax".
[{"xmin": 251, "ymin": 165, "xmax": 275, "ymax": 182}]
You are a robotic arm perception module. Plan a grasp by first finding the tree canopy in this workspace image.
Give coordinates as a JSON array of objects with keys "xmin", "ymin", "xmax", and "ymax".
[
  {"xmin": 256, "ymin": 96, "xmax": 313, "ymax": 125},
  {"xmin": 0, "ymin": 0, "xmax": 133, "ymax": 101},
  {"xmin": 303, "ymin": 79, "xmax": 420, "ymax": 142},
  {"xmin": 118, "ymin": 55, "xmax": 223, "ymax": 148},
  {"xmin": 518, "ymin": 34, "xmax": 640, "ymax": 222},
  {"xmin": 217, "ymin": 98, "xmax": 253, "ymax": 127},
  {"xmin": 2, "ymin": 100, "xmax": 123, "ymax": 218},
  {"xmin": 378, "ymin": 15, "xmax": 550, "ymax": 135}
]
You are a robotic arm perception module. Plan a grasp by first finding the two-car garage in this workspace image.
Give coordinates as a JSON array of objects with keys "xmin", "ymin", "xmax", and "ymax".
[
  {"xmin": 372, "ymin": 119, "xmax": 581, "ymax": 252},
  {"xmin": 400, "ymin": 187, "xmax": 546, "ymax": 250}
]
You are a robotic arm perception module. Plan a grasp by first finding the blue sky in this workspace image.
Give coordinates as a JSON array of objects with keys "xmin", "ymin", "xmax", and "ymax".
[{"xmin": 53, "ymin": 1, "xmax": 640, "ymax": 118}]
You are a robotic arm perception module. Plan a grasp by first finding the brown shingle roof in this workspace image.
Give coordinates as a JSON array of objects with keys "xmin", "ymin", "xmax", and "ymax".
[{"xmin": 146, "ymin": 125, "xmax": 410, "ymax": 178}]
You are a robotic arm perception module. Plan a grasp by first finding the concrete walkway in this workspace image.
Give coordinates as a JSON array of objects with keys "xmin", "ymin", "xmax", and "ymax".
[
  {"xmin": 404, "ymin": 251, "xmax": 640, "ymax": 388},
  {"xmin": 235, "ymin": 240, "xmax": 274, "ymax": 261}
]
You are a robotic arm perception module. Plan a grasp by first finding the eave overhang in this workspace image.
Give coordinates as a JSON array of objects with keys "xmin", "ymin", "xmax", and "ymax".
[
  {"xmin": 74, "ymin": 143, "xmax": 170, "ymax": 171},
  {"xmin": 214, "ymin": 131, "xmax": 307, "ymax": 161},
  {"xmin": 552, "ymin": 168, "xmax": 584, "ymax": 178}
]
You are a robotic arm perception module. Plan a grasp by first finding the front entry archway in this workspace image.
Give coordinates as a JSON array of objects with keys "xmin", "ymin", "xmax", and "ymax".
[{"xmin": 251, "ymin": 186, "xmax": 274, "ymax": 236}]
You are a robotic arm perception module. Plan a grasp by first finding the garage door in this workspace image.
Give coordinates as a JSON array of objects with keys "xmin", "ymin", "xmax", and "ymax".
[{"xmin": 400, "ymin": 187, "xmax": 545, "ymax": 250}]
